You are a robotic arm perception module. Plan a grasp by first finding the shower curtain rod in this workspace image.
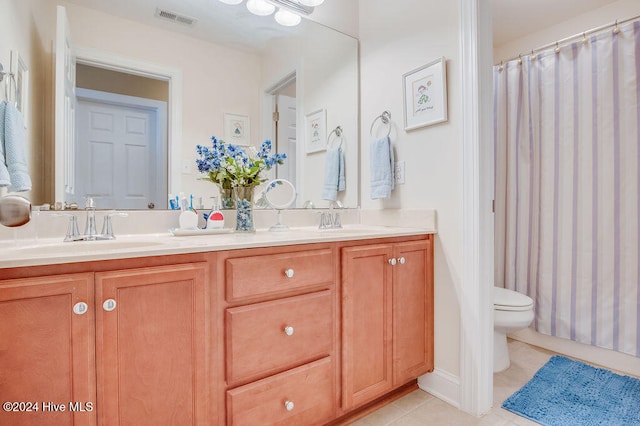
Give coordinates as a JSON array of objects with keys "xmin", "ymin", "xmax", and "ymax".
[{"xmin": 497, "ymin": 13, "xmax": 640, "ymax": 65}]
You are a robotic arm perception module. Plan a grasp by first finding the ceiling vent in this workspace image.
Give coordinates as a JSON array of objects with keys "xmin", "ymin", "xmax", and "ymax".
[{"xmin": 154, "ymin": 8, "xmax": 197, "ymax": 27}]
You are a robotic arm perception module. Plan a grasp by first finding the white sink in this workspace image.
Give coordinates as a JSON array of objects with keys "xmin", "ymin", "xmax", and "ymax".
[{"xmin": 11, "ymin": 239, "xmax": 167, "ymax": 256}]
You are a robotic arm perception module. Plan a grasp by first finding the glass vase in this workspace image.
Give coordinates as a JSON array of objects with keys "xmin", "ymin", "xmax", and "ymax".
[
  {"xmin": 233, "ymin": 185, "xmax": 255, "ymax": 232},
  {"xmin": 218, "ymin": 183, "xmax": 235, "ymax": 209}
]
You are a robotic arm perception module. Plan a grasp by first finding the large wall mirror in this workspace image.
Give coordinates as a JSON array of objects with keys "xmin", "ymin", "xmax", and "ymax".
[{"xmin": 10, "ymin": 0, "xmax": 358, "ymax": 210}]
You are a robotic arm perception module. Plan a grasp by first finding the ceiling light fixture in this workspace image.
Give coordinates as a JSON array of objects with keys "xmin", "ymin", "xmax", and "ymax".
[
  {"xmin": 274, "ymin": 8, "xmax": 302, "ymax": 26},
  {"xmin": 297, "ymin": 0, "xmax": 324, "ymax": 6},
  {"xmin": 218, "ymin": 0, "xmax": 320, "ymax": 27},
  {"xmin": 246, "ymin": 0, "xmax": 275, "ymax": 16},
  {"xmin": 267, "ymin": 0, "xmax": 314, "ymax": 15}
]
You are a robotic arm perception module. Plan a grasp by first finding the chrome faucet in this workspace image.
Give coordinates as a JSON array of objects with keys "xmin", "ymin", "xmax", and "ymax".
[
  {"xmin": 318, "ymin": 202, "xmax": 342, "ymax": 230},
  {"xmin": 61, "ymin": 198, "xmax": 128, "ymax": 242},
  {"xmin": 83, "ymin": 197, "xmax": 98, "ymax": 240}
]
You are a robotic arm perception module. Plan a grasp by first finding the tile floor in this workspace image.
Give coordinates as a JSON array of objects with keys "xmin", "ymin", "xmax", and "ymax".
[{"xmin": 350, "ymin": 339, "xmax": 554, "ymax": 425}]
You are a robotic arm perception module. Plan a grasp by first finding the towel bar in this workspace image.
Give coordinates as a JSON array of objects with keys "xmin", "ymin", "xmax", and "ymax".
[
  {"xmin": 327, "ymin": 126, "xmax": 344, "ymax": 148},
  {"xmin": 370, "ymin": 111, "xmax": 392, "ymax": 138},
  {"xmin": 0, "ymin": 62, "xmax": 17, "ymax": 104}
]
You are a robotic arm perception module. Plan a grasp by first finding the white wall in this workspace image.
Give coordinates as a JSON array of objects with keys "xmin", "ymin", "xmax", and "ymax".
[
  {"xmin": 494, "ymin": 0, "xmax": 640, "ymax": 62},
  {"xmin": 359, "ymin": 0, "xmax": 462, "ymax": 379}
]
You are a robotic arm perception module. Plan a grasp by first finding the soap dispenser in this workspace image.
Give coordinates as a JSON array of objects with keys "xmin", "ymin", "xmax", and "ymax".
[{"xmin": 206, "ymin": 197, "xmax": 225, "ymax": 229}]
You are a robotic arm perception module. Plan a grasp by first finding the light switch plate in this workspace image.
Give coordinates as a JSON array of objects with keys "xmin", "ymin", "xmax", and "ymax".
[{"xmin": 394, "ymin": 161, "xmax": 405, "ymax": 184}]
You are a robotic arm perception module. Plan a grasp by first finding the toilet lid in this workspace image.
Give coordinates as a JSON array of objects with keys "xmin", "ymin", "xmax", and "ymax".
[{"xmin": 494, "ymin": 287, "xmax": 534, "ymax": 311}]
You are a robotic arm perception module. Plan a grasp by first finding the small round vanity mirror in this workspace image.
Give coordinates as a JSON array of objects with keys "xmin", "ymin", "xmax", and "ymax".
[{"xmin": 264, "ymin": 179, "xmax": 296, "ymax": 232}]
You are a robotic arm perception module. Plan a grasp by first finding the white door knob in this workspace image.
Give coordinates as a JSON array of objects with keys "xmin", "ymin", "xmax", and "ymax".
[
  {"xmin": 398, "ymin": 257, "xmax": 406, "ymax": 265},
  {"xmin": 103, "ymin": 299, "xmax": 117, "ymax": 312},
  {"xmin": 284, "ymin": 268, "xmax": 295, "ymax": 278},
  {"xmin": 388, "ymin": 258, "xmax": 397, "ymax": 266},
  {"xmin": 73, "ymin": 302, "xmax": 88, "ymax": 315},
  {"xmin": 284, "ymin": 326, "xmax": 294, "ymax": 336},
  {"xmin": 284, "ymin": 400, "xmax": 295, "ymax": 412}
]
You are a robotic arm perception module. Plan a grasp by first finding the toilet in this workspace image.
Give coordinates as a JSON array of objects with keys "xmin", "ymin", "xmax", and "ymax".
[{"xmin": 493, "ymin": 286, "xmax": 534, "ymax": 372}]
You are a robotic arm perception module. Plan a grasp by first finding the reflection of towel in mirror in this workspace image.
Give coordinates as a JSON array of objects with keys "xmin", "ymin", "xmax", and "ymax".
[
  {"xmin": 321, "ymin": 146, "xmax": 345, "ymax": 201},
  {"xmin": 0, "ymin": 102, "xmax": 11, "ymax": 187},
  {"xmin": 4, "ymin": 102, "xmax": 31, "ymax": 192},
  {"xmin": 370, "ymin": 135, "xmax": 394, "ymax": 199}
]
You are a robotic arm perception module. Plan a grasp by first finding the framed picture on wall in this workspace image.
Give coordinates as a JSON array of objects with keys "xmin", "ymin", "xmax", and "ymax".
[
  {"xmin": 224, "ymin": 113, "xmax": 251, "ymax": 146},
  {"xmin": 402, "ymin": 56, "xmax": 447, "ymax": 131},
  {"xmin": 305, "ymin": 108, "xmax": 326, "ymax": 154},
  {"xmin": 10, "ymin": 50, "xmax": 29, "ymax": 128}
]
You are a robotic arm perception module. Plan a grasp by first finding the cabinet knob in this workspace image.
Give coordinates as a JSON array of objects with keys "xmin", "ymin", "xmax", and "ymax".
[
  {"xmin": 103, "ymin": 299, "xmax": 117, "ymax": 312},
  {"xmin": 284, "ymin": 400, "xmax": 295, "ymax": 412},
  {"xmin": 73, "ymin": 302, "xmax": 88, "ymax": 315},
  {"xmin": 388, "ymin": 258, "xmax": 397, "ymax": 266},
  {"xmin": 284, "ymin": 326, "xmax": 295, "ymax": 336},
  {"xmin": 398, "ymin": 257, "xmax": 406, "ymax": 265},
  {"xmin": 284, "ymin": 268, "xmax": 295, "ymax": 278}
]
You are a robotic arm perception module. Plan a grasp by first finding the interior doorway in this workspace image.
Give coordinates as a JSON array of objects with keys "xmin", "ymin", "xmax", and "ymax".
[
  {"xmin": 72, "ymin": 65, "xmax": 169, "ymax": 209},
  {"xmin": 266, "ymin": 71, "xmax": 299, "ymax": 200}
]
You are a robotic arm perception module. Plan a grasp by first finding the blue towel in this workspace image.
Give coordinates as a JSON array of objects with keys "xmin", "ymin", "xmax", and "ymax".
[
  {"xmin": 321, "ymin": 146, "xmax": 345, "ymax": 201},
  {"xmin": 370, "ymin": 135, "xmax": 394, "ymax": 199},
  {"xmin": 4, "ymin": 102, "xmax": 31, "ymax": 192},
  {"xmin": 0, "ymin": 101, "xmax": 10, "ymax": 187}
]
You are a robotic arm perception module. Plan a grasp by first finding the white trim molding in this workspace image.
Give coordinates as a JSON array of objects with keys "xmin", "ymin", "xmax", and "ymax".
[
  {"xmin": 459, "ymin": 0, "xmax": 495, "ymax": 417},
  {"xmin": 418, "ymin": 369, "xmax": 461, "ymax": 409}
]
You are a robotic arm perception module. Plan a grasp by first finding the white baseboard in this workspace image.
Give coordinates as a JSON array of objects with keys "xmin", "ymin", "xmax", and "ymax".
[
  {"xmin": 510, "ymin": 328, "xmax": 640, "ymax": 377},
  {"xmin": 417, "ymin": 368, "xmax": 461, "ymax": 408}
]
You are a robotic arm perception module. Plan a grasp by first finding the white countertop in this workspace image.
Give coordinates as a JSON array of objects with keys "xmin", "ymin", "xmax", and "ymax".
[{"xmin": 0, "ymin": 225, "xmax": 435, "ymax": 269}]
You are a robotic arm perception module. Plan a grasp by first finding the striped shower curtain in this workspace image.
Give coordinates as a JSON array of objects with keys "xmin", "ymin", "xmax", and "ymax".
[{"xmin": 494, "ymin": 21, "xmax": 640, "ymax": 357}]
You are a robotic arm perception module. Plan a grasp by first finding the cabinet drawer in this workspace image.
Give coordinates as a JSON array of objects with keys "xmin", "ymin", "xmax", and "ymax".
[
  {"xmin": 225, "ymin": 248, "xmax": 333, "ymax": 301},
  {"xmin": 226, "ymin": 290, "xmax": 332, "ymax": 384},
  {"xmin": 227, "ymin": 357, "xmax": 334, "ymax": 426}
]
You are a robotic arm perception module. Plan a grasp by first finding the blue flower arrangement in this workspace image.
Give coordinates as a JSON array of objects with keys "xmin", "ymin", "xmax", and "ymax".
[{"xmin": 196, "ymin": 137, "xmax": 286, "ymax": 188}]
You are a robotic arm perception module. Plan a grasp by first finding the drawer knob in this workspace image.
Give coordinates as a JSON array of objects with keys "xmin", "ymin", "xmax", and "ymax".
[
  {"xmin": 398, "ymin": 257, "xmax": 406, "ymax": 265},
  {"xmin": 73, "ymin": 302, "xmax": 88, "ymax": 315},
  {"xmin": 103, "ymin": 299, "xmax": 117, "ymax": 312},
  {"xmin": 388, "ymin": 258, "xmax": 397, "ymax": 266},
  {"xmin": 284, "ymin": 400, "xmax": 295, "ymax": 412},
  {"xmin": 284, "ymin": 326, "xmax": 295, "ymax": 336},
  {"xmin": 284, "ymin": 268, "xmax": 295, "ymax": 278}
]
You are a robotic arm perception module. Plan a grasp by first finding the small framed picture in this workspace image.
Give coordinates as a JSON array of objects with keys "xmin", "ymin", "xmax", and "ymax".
[
  {"xmin": 10, "ymin": 50, "xmax": 29, "ymax": 128},
  {"xmin": 403, "ymin": 57, "xmax": 447, "ymax": 131},
  {"xmin": 305, "ymin": 108, "xmax": 326, "ymax": 154},
  {"xmin": 224, "ymin": 113, "xmax": 250, "ymax": 146}
]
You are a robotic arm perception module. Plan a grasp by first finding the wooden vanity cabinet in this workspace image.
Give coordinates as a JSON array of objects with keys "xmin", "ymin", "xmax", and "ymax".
[
  {"xmin": 0, "ymin": 273, "xmax": 95, "ymax": 426},
  {"xmin": 341, "ymin": 237, "xmax": 434, "ymax": 410},
  {"xmin": 95, "ymin": 262, "xmax": 209, "ymax": 426},
  {"xmin": 219, "ymin": 246, "xmax": 338, "ymax": 426},
  {"xmin": 0, "ymin": 259, "xmax": 209, "ymax": 426}
]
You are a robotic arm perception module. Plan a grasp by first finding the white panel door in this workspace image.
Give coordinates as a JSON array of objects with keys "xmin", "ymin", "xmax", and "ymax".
[
  {"xmin": 276, "ymin": 94, "xmax": 296, "ymax": 185},
  {"xmin": 76, "ymin": 100, "xmax": 159, "ymax": 209}
]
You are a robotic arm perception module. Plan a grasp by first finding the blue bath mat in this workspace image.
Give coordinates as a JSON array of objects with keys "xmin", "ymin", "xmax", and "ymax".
[{"xmin": 502, "ymin": 355, "xmax": 640, "ymax": 425}]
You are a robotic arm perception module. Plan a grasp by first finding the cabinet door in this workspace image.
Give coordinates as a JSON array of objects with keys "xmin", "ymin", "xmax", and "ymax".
[
  {"xmin": 341, "ymin": 244, "xmax": 393, "ymax": 409},
  {"xmin": 95, "ymin": 263, "xmax": 208, "ymax": 426},
  {"xmin": 393, "ymin": 239, "xmax": 434, "ymax": 385},
  {"xmin": 0, "ymin": 273, "xmax": 95, "ymax": 426}
]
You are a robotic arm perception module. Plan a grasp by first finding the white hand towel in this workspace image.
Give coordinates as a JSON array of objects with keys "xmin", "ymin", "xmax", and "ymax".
[
  {"xmin": 321, "ymin": 146, "xmax": 345, "ymax": 201},
  {"xmin": 370, "ymin": 135, "xmax": 394, "ymax": 199},
  {"xmin": 4, "ymin": 102, "xmax": 31, "ymax": 192},
  {"xmin": 0, "ymin": 101, "xmax": 11, "ymax": 187}
]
